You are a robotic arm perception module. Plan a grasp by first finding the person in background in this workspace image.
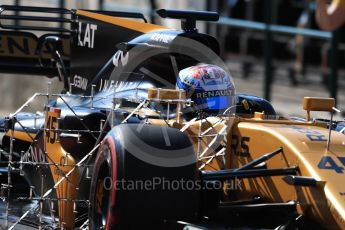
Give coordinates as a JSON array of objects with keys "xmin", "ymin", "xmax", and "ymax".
[{"xmin": 316, "ymin": 0, "xmax": 345, "ymax": 31}]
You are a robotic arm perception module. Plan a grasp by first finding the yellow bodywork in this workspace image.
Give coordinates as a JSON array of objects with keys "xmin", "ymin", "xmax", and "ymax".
[
  {"xmin": 227, "ymin": 118, "xmax": 345, "ymax": 229},
  {"xmin": 6, "ymin": 92, "xmax": 345, "ymax": 229},
  {"xmin": 44, "ymin": 110, "xmax": 80, "ymax": 229},
  {"xmin": 76, "ymin": 9, "xmax": 168, "ymax": 33},
  {"xmin": 153, "ymin": 114, "xmax": 345, "ymax": 229},
  {"xmin": 5, "ymin": 130, "xmax": 35, "ymax": 142},
  {"xmin": 140, "ymin": 88, "xmax": 345, "ymax": 229}
]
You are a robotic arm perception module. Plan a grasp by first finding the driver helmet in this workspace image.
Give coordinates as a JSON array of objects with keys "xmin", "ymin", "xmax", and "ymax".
[{"xmin": 177, "ymin": 63, "xmax": 235, "ymax": 116}]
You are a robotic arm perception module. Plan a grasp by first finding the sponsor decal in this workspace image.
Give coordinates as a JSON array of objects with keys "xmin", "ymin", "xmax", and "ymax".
[
  {"xmin": 0, "ymin": 34, "xmax": 34, "ymax": 57},
  {"xmin": 112, "ymin": 50, "xmax": 129, "ymax": 67},
  {"xmin": 0, "ymin": 32, "xmax": 69, "ymax": 58},
  {"xmin": 99, "ymin": 79, "xmax": 140, "ymax": 92},
  {"xmin": 289, "ymin": 126, "xmax": 327, "ymax": 142},
  {"xmin": 196, "ymin": 90, "xmax": 232, "ymax": 98},
  {"xmin": 22, "ymin": 145, "xmax": 47, "ymax": 164},
  {"xmin": 73, "ymin": 75, "xmax": 88, "ymax": 90},
  {"xmin": 150, "ymin": 33, "xmax": 175, "ymax": 44},
  {"xmin": 78, "ymin": 22, "xmax": 98, "ymax": 49}
]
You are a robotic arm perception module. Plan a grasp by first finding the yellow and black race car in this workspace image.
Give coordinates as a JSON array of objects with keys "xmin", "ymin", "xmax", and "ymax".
[{"xmin": 0, "ymin": 5, "xmax": 344, "ymax": 230}]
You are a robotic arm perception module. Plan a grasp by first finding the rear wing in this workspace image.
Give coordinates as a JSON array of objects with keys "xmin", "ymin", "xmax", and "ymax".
[
  {"xmin": 0, "ymin": 5, "xmax": 72, "ymax": 76},
  {"xmin": 0, "ymin": 5, "xmax": 150, "ymax": 80}
]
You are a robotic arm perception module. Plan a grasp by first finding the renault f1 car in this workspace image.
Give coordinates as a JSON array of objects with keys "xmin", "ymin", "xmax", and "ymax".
[{"xmin": 0, "ymin": 5, "xmax": 345, "ymax": 230}]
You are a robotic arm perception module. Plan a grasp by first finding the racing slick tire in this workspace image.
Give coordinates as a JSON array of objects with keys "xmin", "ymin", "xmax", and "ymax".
[{"xmin": 89, "ymin": 124, "xmax": 199, "ymax": 229}]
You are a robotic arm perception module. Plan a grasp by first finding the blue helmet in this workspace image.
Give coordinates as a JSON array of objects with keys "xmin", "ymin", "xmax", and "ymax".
[{"xmin": 177, "ymin": 64, "xmax": 235, "ymax": 115}]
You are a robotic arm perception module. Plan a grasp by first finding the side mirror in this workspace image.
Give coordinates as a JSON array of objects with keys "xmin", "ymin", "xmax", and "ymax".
[
  {"xmin": 38, "ymin": 35, "xmax": 69, "ymax": 92},
  {"xmin": 37, "ymin": 35, "xmax": 64, "ymax": 59},
  {"xmin": 303, "ymin": 97, "xmax": 335, "ymax": 121}
]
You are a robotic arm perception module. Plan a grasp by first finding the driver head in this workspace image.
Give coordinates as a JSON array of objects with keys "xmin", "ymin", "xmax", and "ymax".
[{"xmin": 177, "ymin": 63, "xmax": 235, "ymax": 117}]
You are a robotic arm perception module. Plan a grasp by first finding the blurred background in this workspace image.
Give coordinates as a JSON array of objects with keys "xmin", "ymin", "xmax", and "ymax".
[{"xmin": 1, "ymin": 0, "xmax": 344, "ymax": 119}]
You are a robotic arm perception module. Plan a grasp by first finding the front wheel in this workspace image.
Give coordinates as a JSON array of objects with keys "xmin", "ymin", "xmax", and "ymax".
[
  {"xmin": 89, "ymin": 124, "xmax": 199, "ymax": 229},
  {"xmin": 90, "ymin": 139, "xmax": 115, "ymax": 229}
]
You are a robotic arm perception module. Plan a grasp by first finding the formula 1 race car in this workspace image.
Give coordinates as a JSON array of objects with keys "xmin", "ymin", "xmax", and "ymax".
[{"xmin": 0, "ymin": 5, "xmax": 345, "ymax": 230}]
